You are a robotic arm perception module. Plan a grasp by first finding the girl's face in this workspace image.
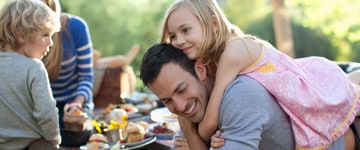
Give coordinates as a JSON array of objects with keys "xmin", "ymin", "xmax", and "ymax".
[
  {"xmin": 20, "ymin": 31, "xmax": 55, "ymax": 59},
  {"xmin": 167, "ymin": 5, "xmax": 203, "ymax": 60}
]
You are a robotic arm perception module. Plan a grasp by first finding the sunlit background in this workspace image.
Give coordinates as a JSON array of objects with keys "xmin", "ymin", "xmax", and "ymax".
[{"xmin": 1, "ymin": 0, "xmax": 359, "ymax": 89}]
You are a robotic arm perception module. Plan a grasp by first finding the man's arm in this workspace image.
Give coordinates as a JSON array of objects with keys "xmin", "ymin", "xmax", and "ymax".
[{"xmin": 177, "ymin": 116, "xmax": 208, "ymax": 150}]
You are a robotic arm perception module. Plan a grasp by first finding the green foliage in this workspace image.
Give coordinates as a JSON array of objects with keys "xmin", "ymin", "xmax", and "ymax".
[
  {"xmin": 224, "ymin": 0, "xmax": 360, "ymax": 62},
  {"xmin": 286, "ymin": 0, "xmax": 360, "ymax": 61},
  {"xmin": 60, "ymin": 0, "xmax": 173, "ymax": 75}
]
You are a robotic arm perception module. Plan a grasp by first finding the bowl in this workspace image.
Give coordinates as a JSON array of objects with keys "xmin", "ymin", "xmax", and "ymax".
[
  {"xmin": 148, "ymin": 129, "xmax": 174, "ymax": 140},
  {"xmin": 60, "ymin": 130, "xmax": 92, "ymax": 147}
]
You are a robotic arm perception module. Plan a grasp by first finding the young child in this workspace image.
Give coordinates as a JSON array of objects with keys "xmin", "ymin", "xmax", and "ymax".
[
  {"xmin": 0, "ymin": 0, "xmax": 61, "ymax": 149},
  {"xmin": 160, "ymin": 0, "xmax": 360, "ymax": 149}
]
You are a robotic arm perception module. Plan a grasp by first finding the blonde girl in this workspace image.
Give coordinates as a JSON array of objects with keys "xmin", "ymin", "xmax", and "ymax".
[{"xmin": 160, "ymin": 0, "xmax": 360, "ymax": 149}]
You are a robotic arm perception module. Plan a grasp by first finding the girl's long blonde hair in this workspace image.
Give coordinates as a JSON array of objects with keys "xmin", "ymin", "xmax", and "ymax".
[
  {"xmin": 160, "ymin": 0, "xmax": 243, "ymax": 66},
  {"xmin": 42, "ymin": 0, "xmax": 72, "ymax": 82}
]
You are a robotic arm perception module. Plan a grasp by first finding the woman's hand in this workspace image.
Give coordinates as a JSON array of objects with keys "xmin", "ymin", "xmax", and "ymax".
[
  {"xmin": 209, "ymin": 130, "xmax": 224, "ymax": 150},
  {"xmin": 64, "ymin": 102, "xmax": 82, "ymax": 114},
  {"xmin": 67, "ymin": 95, "xmax": 85, "ymax": 113},
  {"xmin": 174, "ymin": 136, "xmax": 190, "ymax": 150}
]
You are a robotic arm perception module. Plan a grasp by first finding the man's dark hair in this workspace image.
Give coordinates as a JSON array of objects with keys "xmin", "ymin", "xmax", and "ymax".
[{"xmin": 140, "ymin": 43, "xmax": 196, "ymax": 86}]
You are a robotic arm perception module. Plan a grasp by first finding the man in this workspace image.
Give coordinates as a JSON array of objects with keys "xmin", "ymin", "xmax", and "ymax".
[{"xmin": 140, "ymin": 43, "xmax": 352, "ymax": 149}]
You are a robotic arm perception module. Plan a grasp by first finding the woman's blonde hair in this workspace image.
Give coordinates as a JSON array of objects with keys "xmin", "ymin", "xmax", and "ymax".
[
  {"xmin": 41, "ymin": 0, "xmax": 72, "ymax": 82},
  {"xmin": 160, "ymin": 0, "xmax": 243, "ymax": 65},
  {"xmin": 0, "ymin": 0, "xmax": 60, "ymax": 51}
]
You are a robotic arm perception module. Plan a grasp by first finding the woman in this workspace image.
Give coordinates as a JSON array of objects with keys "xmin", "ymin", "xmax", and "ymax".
[{"xmin": 41, "ymin": 0, "xmax": 94, "ymax": 129}]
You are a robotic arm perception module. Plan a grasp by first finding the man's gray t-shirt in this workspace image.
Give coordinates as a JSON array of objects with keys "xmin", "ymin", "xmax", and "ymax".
[{"xmin": 218, "ymin": 76, "xmax": 344, "ymax": 150}]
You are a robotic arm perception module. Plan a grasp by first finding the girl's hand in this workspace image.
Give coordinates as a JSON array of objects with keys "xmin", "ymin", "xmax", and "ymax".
[
  {"xmin": 174, "ymin": 136, "xmax": 190, "ymax": 150},
  {"xmin": 210, "ymin": 130, "xmax": 224, "ymax": 150}
]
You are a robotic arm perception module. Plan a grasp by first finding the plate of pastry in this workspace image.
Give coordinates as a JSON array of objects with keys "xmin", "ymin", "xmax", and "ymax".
[{"xmin": 79, "ymin": 133, "xmax": 110, "ymax": 150}]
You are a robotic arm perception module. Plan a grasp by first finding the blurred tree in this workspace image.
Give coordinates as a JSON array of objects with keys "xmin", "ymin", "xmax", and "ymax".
[{"xmin": 272, "ymin": 0, "xmax": 294, "ymax": 57}]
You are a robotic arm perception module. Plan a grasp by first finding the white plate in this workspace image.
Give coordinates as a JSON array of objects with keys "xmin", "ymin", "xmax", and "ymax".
[
  {"xmin": 111, "ymin": 135, "xmax": 157, "ymax": 150},
  {"xmin": 79, "ymin": 136, "xmax": 156, "ymax": 150},
  {"xmin": 124, "ymin": 135, "xmax": 155, "ymax": 147},
  {"xmin": 150, "ymin": 107, "xmax": 178, "ymax": 123},
  {"xmin": 79, "ymin": 144, "xmax": 110, "ymax": 150}
]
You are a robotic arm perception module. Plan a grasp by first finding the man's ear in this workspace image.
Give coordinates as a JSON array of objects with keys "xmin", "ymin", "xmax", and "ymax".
[{"xmin": 195, "ymin": 59, "xmax": 207, "ymax": 81}]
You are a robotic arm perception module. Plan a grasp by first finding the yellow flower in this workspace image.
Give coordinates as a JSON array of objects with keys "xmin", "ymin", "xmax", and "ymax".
[
  {"xmin": 92, "ymin": 120, "xmax": 102, "ymax": 134},
  {"xmin": 108, "ymin": 115, "xmax": 128, "ymax": 129}
]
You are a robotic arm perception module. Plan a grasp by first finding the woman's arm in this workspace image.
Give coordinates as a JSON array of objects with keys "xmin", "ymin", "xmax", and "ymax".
[{"xmin": 71, "ymin": 16, "xmax": 94, "ymax": 106}]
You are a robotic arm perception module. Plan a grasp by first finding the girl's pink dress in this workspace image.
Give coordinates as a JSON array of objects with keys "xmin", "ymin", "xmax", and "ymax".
[{"xmin": 237, "ymin": 37, "xmax": 360, "ymax": 150}]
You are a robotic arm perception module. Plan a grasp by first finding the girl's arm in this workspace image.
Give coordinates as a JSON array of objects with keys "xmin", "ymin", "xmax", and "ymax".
[
  {"xmin": 198, "ymin": 38, "xmax": 261, "ymax": 143},
  {"xmin": 210, "ymin": 130, "xmax": 225, "ymax": 149}
]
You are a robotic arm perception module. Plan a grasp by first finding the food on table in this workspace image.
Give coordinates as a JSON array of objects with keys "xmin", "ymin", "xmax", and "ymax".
[
  {"xmin": 107, "ymin": 108, "xmax": 128, "ymax": 125},
  {"xmin": 163, "ymin": 113, "xmax": 177, "ymax": 119},
  {"xmin": 122, "ymin": 104, "xmax": 137, "ymax": 112},
  {"xmin": 103, "ymin": 103, "xmax": 137, "ymax": 114},
  {"xmin": 63, "ymin": 102, "xmax": 88, "ymax": 131},
  {"xmin": 123, "ymin": 122, "xmax": 146, "ymax": 143},
  {"xmin": 135, "ymin": 121, "xmax": 149, "ymax": 130},
  {"xmin": 152, "ymin": 122, "xmax": 174, "ymax": 134},
  {"xmin": 136, "ymin": 103, "xmax": 153, "ymax": 114},
  {"xmin": 86, "ymin": 133, "xmax": 109, "ymax": 150}
]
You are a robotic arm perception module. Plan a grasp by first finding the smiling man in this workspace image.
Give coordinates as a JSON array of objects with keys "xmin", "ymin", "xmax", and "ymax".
[{"xmin": 139, "ymin": 43, "xmax": 349, "ymax": 150}]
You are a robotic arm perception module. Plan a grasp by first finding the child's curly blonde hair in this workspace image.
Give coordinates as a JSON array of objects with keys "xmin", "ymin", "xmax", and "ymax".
[{"xmin": 0, "ymin": 0, "xmax": 60, "ymax": 50}]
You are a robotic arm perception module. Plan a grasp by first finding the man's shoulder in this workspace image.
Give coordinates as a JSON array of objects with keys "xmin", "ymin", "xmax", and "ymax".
[
  {"xmin": 222, "ymin": 75, "xmax": 274, "ymax": 105},
  {"xmin": 227, "ymin": 76, "xmax": 267, "ymax": 92}
]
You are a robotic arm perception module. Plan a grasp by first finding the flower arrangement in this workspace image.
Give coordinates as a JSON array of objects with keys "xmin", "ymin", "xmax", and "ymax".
[{"xmin": 92, "ymin": 110, "xmax": 128, "ymax": 133}]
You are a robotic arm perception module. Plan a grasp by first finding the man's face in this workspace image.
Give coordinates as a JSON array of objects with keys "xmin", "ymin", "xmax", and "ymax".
[{"xmin": 148, "ymin": 62, "xmax": 209, "ymax": 123}]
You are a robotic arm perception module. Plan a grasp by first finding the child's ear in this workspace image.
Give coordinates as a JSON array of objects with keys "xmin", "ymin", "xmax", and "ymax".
[
  {"xmin": 16, "ymin": 31, "xmax": 25, "ymax": 44},
  {"xmin": 195, "ymin": 60, "xmax": 208, "ymax": 81}
]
